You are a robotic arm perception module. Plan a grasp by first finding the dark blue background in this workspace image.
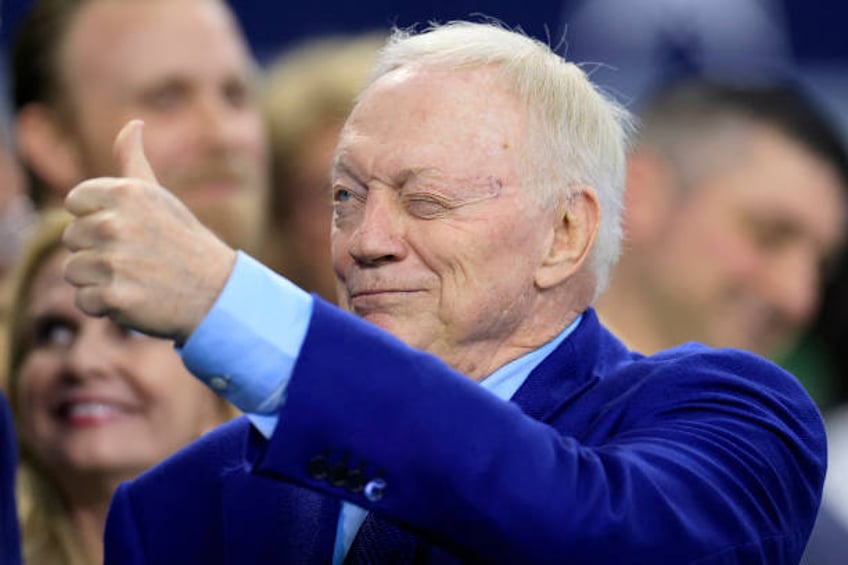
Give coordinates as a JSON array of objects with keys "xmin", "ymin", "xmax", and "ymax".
[
  {"xmin": 1, "ymin": 0, "xmax": 846, "ymax": 134},
  {"xmin": 1, "ymin": 0, "xmax": 846, "ymax": 63}
]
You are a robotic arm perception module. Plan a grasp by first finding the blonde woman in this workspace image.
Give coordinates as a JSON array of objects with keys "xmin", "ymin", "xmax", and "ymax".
[{"xmin": 5, "ymin": 209, "xmax": 236, "ymax": 564}]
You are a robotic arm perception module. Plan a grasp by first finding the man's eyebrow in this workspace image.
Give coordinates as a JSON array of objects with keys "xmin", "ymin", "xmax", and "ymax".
[
  {"xmin": 331, "ymin": 158, "xmax": 437, "ymax": 187},
  {"xmin": 330, "ymin": 156, "xmax": 360, "ymax": 180},
  {"xmin": 396, "ymin": 167, "xmax": 438, "ymax": 185},
  {"xmin": 406, "ymin": 168, "xmax": 505, "ymax": 199}
]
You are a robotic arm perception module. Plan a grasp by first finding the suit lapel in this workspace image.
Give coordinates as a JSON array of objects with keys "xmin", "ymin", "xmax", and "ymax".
[{"xmin": 511, "ymin": 308, "xmax": 621, "ymax": 422}]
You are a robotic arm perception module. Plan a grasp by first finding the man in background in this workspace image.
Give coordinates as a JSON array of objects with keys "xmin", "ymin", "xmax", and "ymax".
[
  {"xmin": 10, "ymin": 0, "xmax": 269, "ymax": 252},
  {"xmin": 597, "ymin": 79, "xmax": 848, "ymax": 360}
]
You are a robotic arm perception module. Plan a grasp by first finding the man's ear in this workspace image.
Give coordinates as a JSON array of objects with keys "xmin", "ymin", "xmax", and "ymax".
[
  {"xmin": 623, "ymin": 147, "xmax": 677, "ymax": 243},
  {"xmin": 16, "ymin": 103, "xmax": 84, "ymax": 202},
  {"xmin": 535, "ymin": 187, "xmax": 600, "ymax": 290}
]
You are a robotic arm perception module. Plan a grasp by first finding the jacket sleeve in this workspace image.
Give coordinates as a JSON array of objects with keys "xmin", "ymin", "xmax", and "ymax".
[
  {"xmin": 250, "ymin": 299, "xmax": 825, "ymax": 563},
  {"xmin": 0, "ymin": 393, "xmax": 21, "ymax": 565},
  {"xmin": 103, "ymin": 417, "xmax": 254, "ymax": 565},
  {"xmin": 104, "ymin": 483, "xmax": 147, "ymax": 565}
]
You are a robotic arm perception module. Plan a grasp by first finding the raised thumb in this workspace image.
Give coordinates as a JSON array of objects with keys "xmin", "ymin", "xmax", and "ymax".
[{"xmin": 114, "ymin": 119, "xmax": 158, "ymax": 182}]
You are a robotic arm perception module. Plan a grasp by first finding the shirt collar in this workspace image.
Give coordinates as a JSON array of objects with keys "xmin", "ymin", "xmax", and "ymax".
[{"xmin": 480, "ymin": 314, "xmax": 583, "ymax": 401}]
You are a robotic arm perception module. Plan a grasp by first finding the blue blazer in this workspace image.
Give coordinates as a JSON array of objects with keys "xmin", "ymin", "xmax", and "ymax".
[
  {"xmin": 0, "ymin": 392, "xmax": 20, "ymax": 565},
  {"xmin": 105, "ymin": 304, "xmax": 825, "ymax": 563}
]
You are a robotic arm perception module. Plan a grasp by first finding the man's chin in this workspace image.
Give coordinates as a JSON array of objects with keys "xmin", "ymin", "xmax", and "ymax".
[
  {"xmin": 721, "ymin": 329, "xmax": 788, "ymax": 360},
  {"xmin": 762, "ymin": 332, "xmax": 800, "ymax": 362},
  {"xmin": 356, "ymin": 311, "xmax": 424, "ymax": 345},
  {"xmin": 358, "ymin": 310, "xmax": 401, "ymax": 330}
]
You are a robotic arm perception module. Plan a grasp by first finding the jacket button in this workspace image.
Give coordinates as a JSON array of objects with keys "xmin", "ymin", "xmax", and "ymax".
[
  {"xmin": 363, "ymin": 478, "xmax": 386, "ymax": 502},
  {"xmin": 329, "ymin": 463, "xmax": 348, "ymax": 487},
  {"xmin": 209, "ymin": 376, "xmax": 229, "ymax": 391},
  {"xmin": 307, "ymin": 455, "xmax": 329, "ymax": 480},
  {"xmin": 347, "ymin": 469, "xmax": 366, "ymax": 493}
]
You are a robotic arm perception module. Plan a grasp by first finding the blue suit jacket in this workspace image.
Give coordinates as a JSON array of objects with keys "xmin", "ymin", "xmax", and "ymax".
[
  {"xmin": 105, "ymin": 304, "xmax": 825, "ymax": 563},
  {"xmin": 0, "ymin": 392, "xmax": 20, "ymax": 565}
]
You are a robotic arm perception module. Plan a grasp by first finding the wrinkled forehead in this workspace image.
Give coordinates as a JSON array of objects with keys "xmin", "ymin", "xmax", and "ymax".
[
  {"xmin": 353, "ymin": 64, "xmax": 519, "ymax": 118},
  {"xmin": 338, "ymin": 65, "xmax": 528, "ymax": 183}
]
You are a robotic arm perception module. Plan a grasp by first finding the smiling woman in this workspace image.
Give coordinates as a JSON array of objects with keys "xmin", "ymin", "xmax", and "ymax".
[{"xmin": 4, "ymin": 209, "xmax": 237, "ymax": 565}]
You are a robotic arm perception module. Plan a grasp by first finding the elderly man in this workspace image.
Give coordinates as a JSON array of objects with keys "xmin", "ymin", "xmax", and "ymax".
[{"xmin": 63, "ymin": 23, "xmax": 824, "ymax": 563}]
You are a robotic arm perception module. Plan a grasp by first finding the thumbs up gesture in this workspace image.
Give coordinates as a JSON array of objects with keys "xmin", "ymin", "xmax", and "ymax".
[
  {"xmin": 114, "ymin": 118, "xmax": 159, "ymax": 182},
  {"xmin": 63, "ymin": 119, "xmax": 237, "ymax": 342}
]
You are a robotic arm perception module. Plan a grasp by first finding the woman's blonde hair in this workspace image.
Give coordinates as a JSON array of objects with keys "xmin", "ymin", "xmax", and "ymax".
[
  {"xmin": 3, "ymin": 208, "xmax": 89, "ymax": 565},
  {"xmin": 3, "ymin": 208, "xmax": 237, "ymax": 564}
]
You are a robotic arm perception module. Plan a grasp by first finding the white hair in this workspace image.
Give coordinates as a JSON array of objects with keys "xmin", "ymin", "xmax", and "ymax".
[{"xmin": 367, "ymin": 21, "xmax": 635, "ymax": 295}]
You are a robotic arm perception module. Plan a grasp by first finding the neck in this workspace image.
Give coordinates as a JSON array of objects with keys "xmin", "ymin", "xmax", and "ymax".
[
  {"xmin": 450, "ymin": 287, "xmax": 588, "ymax": 382},
  {"xmin": 452, "ymin": 319, "xmax": 578, "ymax": 382},
  {"xmin": 70, "ymin": 503, "xmax": 109, "ymax": 565}
]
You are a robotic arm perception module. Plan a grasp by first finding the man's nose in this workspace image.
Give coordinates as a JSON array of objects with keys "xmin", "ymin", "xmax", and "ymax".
[{"xmin": 347, "ymin": 189, "xmax": 408, "ymax": 266}]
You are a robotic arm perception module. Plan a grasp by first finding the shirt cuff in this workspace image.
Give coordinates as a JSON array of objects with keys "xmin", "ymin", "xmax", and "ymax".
[{"xmin": 179, "ymin": 251, "xmax": 314, "ymax": 415}]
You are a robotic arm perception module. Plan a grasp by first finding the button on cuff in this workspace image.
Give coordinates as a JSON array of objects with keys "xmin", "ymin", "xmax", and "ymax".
[
  {"xmin": 363, "ymin": 478, "xmax": 386, "ymax": 502},
  {"xmin": 208, "ymin": 375, "xmax": 230, "ymax": 392}
]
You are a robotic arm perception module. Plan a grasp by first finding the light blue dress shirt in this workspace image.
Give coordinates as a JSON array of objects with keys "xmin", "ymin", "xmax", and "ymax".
[{"xmin": 180, "ymin": 252, "xmax": 582, "ymax": 564}]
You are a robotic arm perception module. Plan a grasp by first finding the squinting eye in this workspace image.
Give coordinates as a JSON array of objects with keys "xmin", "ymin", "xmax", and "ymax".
[{"xmin": 405, "ymin": 196, "xmax": 451, "ymax": 219}]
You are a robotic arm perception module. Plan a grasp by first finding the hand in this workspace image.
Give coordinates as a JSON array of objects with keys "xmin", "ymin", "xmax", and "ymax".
[{"xmin": 63, "ymin": 119, "xmax": 237, "ymax": 342}]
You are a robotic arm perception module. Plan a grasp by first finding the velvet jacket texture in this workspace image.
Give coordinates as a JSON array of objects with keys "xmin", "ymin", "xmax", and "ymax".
[
  {"xmin": 0, "ymin": 393, "xmax": 20, "ymax": 565},
  {"xmin": 104, "ymin": 303, "xmax": 825, "ymax": 564}
]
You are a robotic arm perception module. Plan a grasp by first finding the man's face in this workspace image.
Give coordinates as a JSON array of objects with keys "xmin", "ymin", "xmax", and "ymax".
[
  {"xmin": 638, "ymin": 126, "xmax": 847, "ymax": 356},
  {"xmin": 58, "ymin": 0, "xmax": 268, "ymax": 250},
  {"xmin": 331, "ymin": 66, "xmax": 555, "ymax": 379}
]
